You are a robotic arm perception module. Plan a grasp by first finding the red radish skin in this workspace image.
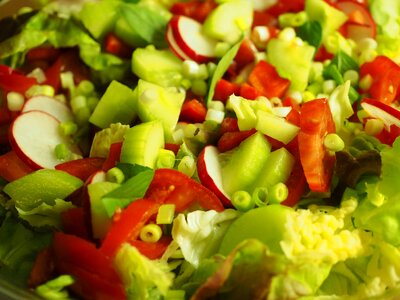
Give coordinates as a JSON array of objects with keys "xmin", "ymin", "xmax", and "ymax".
[
  {"xmin": 168, "ymin": 15, "xmax": 217, "ymax": 63},
  {"xmin": 361, "ymin": 98, "xmax": 400, "ymax": 129},
  {"xmin": 22, "ymin": 95, "xmax": 74, "ymax": 123},
  {"xmin": 166, "ymin": 24, "xmax": 192, "ymax": 61},
  {"xmin": 197, "ymin": 145, "xmax": 232, "ymax": 206},
  {"xmin": 9, "ymin": 110, "xmax": 81, "ymax": 170}
]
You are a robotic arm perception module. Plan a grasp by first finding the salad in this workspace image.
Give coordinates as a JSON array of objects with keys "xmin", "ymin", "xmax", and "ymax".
[{"xmin": 1, "ymin": 0, "xmax": 400, "ymax": 299}]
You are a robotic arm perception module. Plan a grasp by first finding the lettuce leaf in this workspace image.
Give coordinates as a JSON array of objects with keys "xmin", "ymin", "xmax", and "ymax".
[
  {"xmin": 171, "ymin": 209, "xmax": 240, "ymax": 267},
  {"xmin": 114, "ymin": 243, "xmax": 174, "ymax": 300},
  {"xmin": 16, "ymin": 198, "xmax": 75, "ymax": 229},
  {"xmin": 0, "ymin": 214, "xmax": 52, "ymax": 288}
]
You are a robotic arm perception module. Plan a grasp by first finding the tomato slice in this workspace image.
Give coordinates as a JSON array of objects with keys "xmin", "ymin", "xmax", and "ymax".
[
  {"xmin": 53, "ymin": 232, "xmax": 125, "ymax": 300},
  {"xmin": 360, "ymin": 56, "xmax": 400, "ymax": 105},
  {"xmin": 100, "ymin": 199, "xmax": 160, "ymax": 257},
  {"xmin": 102, "ymin": 142, "xmax": 123, "ymax": 171},
  {"xmin": 0, "ymin": 66, "xmax": 37, "ymax": 94},
  {"xmin": 55, "ymin": 157, "xmax": 105, "ymax": 181},
  {"xmin": 247, "ymin": 60, "xmax": 290, "ymax": 99},
  {"xmin": 214, "ymin": 79, "xmax": 240, "ymax": 103},
  {"xmin": 217, "ymin": 129, "xmax": 257, "ymax": 152},
  {"xmin": 61, "ymin": 207, "xmax": 90, "ymax": 240},
  {"xmin": 179, "ymin": 99, "xmax": 207, "ymax": 123},
  {"xmin": 104, "ymin": 32, "xmax": 133, "ymax": 59},
  {"xmin": 0, "ymin": 150, "xmax": 33, "ymax": 182},
  {"xmin": 170, "ymin": 0, "xmax": 217, "ymax": 23},
  {"xmin": 130, "ymin": 236, "xmax": 172, "ymax": 260},
  {"xmin": 298, "ymin": 98, "xmax": 336, "ymax": 193},
  {"xmin": 145, "ymin": 168, "xmax": 224, "ymax": 212}
]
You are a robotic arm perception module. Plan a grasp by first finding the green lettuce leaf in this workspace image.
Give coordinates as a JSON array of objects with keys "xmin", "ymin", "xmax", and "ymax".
[
  {"xmin": 114, "ymin": 243, "xmax": 174, "ymax": 300},
  {"xmin": 0, "ymin": 214, "xmax": 52, "ymax": 288},
  {"xmin": 90, "ymin": 123, "xmax": 130, "ymax": 158},
  {"xmin": 16, "ymin": 198, "xmax": 75, "ymax": 229},
  {"xmin": 171, "ymin": 209, "xmax": 240, "ymax": 267}
]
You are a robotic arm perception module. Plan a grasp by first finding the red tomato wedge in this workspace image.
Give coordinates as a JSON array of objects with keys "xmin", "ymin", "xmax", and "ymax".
[
  {"xmin": 360, "ymin": 56, "xmax": 400, "ymax": 105},
  {"xmin": 102, "ymin": 142, "xmax": 123, "ymax": 171},
  {"xmin": 179, "ymin": 99, "xmax": 207, "ymax": 123},
  {"xmin": 0, "ymin": 150, "xmax": 33, "ymax": 182},
  {"xmin": 104, "ymin": 32, "xmax": 133, "ymax": 59},
  {"xmin": 55, "ymin": 157, "xmax": 105, "ymax": 181},
  {"xmin": 214, "ymin": 79, "xmax": 240, "ymax": 103},
  {"xmin": 100, "ymin": 199, "xmax": 160, "ymax": 257},
  {"xmin": 247, "ymin": 60, "xmax": 290, "ymax": 99},
  {"xmin": 53, "ymin": 232, "xmax": 125, "ymax": 300},
  {"xmin": 336, "ymin": 1, "xmax": 376, "ymax": 41},
  {"xmin": 298, "ymin": 98, "xmax": 336, "ymax": 193},
  {"xmin": 145, "ymin": 168, "xmax": 224, "ymax": 212},
  {"xmin": 130, "ymin": 236, "xmax": 172, "ymax": 260},
  {"xmin": 170, "ymin": 0, "xmax": 216, "ymax": 23}
]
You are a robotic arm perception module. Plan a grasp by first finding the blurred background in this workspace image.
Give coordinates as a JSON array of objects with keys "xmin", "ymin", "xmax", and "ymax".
[{"xmin": 0, "ymin": 0, "xmax": 40, "ymax": 18}]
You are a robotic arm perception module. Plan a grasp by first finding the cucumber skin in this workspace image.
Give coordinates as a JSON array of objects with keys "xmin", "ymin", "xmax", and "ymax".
[
  {"xmin": 120, "ymin": 121, "xmax": 165, "ymax": 169},
  {"xmin": 221, "ymin": 132, "xmax": 271, "ymax": 196},
  {"xmin": 89, "ymin": 80, "xmax": 137, "ymax": 129},
  {"xmin": 251, "ymin": 147, "xmax": 295, "ymax": 190}
]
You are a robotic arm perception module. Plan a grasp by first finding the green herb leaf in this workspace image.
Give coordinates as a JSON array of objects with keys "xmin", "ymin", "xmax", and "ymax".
[
  {"xmin": 102, "ymin": 169, "xmax": 155, "ymax": 217},
  {"xmin": 120, "ymin": 4, "xmax": 168, "ymax": 49},
  {"xmin": 331, "ymin": 51, "xmax": 359, "ymax": 73},
  {"xmin": 297, "ymin": 21, "xmax": 322, "ymax": 48},
  {"xmin": 206, "ymin": 39, "xmax": 242, "ymax": 106}
]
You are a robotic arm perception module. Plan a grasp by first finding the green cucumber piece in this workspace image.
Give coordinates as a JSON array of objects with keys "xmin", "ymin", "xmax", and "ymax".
[
  {"xmin": 89, "ymin": 80, "xmax": 137, "ymax": 129},
  {"xmin": 221, "ymin": 132, "xmax": 271, "ymax": 196},
  {"xmin": 3, "ymin": 170, "xmax": 83, "ymax": 211},
  {"xmin": 88, "ymin": 182, "xmax": 120, "ymax": 239},
  {"xmin": 202, "ymin": 0, "xmax": 253, "ymax": 43},
  {"xmin": 79, "ymin": 1, "xmax": 119, "ymax": 39},
  {"xmin": 255, "ymin": 110, "xmax": 300, "ymax": 144},
  {"xmin": 114, "ymin": 17, "xmax": 147, "ymax": 48},
  {"xmin": 305, "ymin": 0, "xmax": 348, "ymax": 41},
  {"xmin": 132, "ymin": 47, "xmax": 183, "ymax": 88},
  {"xmin": 267, "ymin": 38, "xmax": 315, "ymax": 92},
  {"xmin": 120, "ymin": 121, "xmax": 165, "ymax": 168},
  {"xmin": 219, "ymin": 204, "xmax": 294, "ymax": 255},
  {"xmin": 252, "ymin": 147, "xmax": 295, "ymax": 189},
  {"xmin": 136, "ymin": 79, "xmax": 185, "ymax": 142}
]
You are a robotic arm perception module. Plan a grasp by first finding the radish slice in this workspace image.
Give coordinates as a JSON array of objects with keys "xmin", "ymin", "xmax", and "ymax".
[
  {"xmin": 336, "ymin": 1, "xmax": 376, "ymax": 40},
  {"xmin": 10, "ymin": 110, "xmax": 81, "ymax": 170},
  {"xmin": 345, "ymin": 22, "xmax": 375, "ymax": 42},
  {"xmin": 166, "ymin": 23, "xmax": 192, "ymax": 61},
  {"xmin": 361, "ymin": 99, "xmax": 400, "ymax": 129},
  {"xmin": 168, "ymin": 15, "xmax": 217, "ymax": 63},
  {"xmin": 22, "ymin": 95, "xmax": 73, "ymax": 122},
  {"xmin": 197, "ymin": 145, "xmax": 231, "ymax": 206}
]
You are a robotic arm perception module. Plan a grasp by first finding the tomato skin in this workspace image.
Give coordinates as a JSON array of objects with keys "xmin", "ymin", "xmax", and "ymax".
[
  {"xmin": 55, "ymin": 157, "xmax": 105, "ymax": 181},
  {"xmin": 28, "ymin": 247, "xmax": 54, "ymax": 288},
  {"xmin": 170, "ymin": 0, "xmax": 216, "ymax": 23},
  {"xmin": 220, "ymin": 117, "xmax": 239, "ymax": 134},
  {"xmin": 104, "ymin": 32, "xmax": 133, "ymax": 59},
  {"xmin": 0, "ymin": 65, "xmax": 37, "ymax": 94},
  {"xmin": 214, "ymin": 79, "xmax": 240, "ymax": 103},
  {"xmin": 145, "ymin": 168, "xmax": 224, "ymax": 212},
  {"xmin": 298, "ymin": 98, "xmax": 336, "ymax": 193},
  {"xmin": 217, "ymin": 129, "xmax": 257, "ymax": 152},
  {"xmin": 360, "ymin": 56, "xmax": 400, "ymax": 105},
  {"xmin": 266, "ymin": 0, "xmax": 305, "ymax": 17},
  {"xmin": 164, "ymin": 143, "xmax": 180, "ymax": 155},
  {"xmin": 130, "ymin": 236, "xmax": 172, "ymax": 260},
  {"xmin": 240, "ymin": 83, "xmax": 260, "ymax": 100},
  {"xmin": 0, "ymin": 150, "xmax": 33, "ymax": 182},
  {"xmin": 179, "ymin": 99, "xmax": 207, "ymax": 123},
  {"xmin": 100, "ymin": 199, "xmax": 160, "ymax": 257},
  {"xmin": 61, "ymin": 207, "xmax": 91, "ymax": 240},
  {"xmin": 247, "ymin": 61, "xmax": 290, "ymax": 99},
  {"xmin": 53, "ymin": 232, "xmax": 125, "ymax": 300},
  {"xmin": 234, "ymin": 39, "xmax": 256, "ymax": 70},
  {"xmin": 281, "ymin": 159, "xmax": 307, "ymax": 207},
  {"xmin": 102, "ymin": 142, "xmax": 123, "ymax": 171}
]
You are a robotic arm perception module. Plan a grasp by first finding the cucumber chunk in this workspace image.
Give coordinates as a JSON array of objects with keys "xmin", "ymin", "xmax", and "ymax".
[
  {"xmin": 221, "ymin": 132, "xmax": 271, "ymax": 196},
  {"xmin": 132, "ymin": 47, "xmax": 183, "ymax": 88},
  {"xmin": 120, "ymin": 121, "xmax": 165, "ymax": 169},
  {"xmin": 136, "ymin": 79, "xmax": 185, "ymax": 142},
  {"xmin": 219, "ymin": 204, "xmax": 294, "ymax": 255},
  {"xmin": 89, "ymin": 80, "xmax": 137, "ymax": 129}
]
